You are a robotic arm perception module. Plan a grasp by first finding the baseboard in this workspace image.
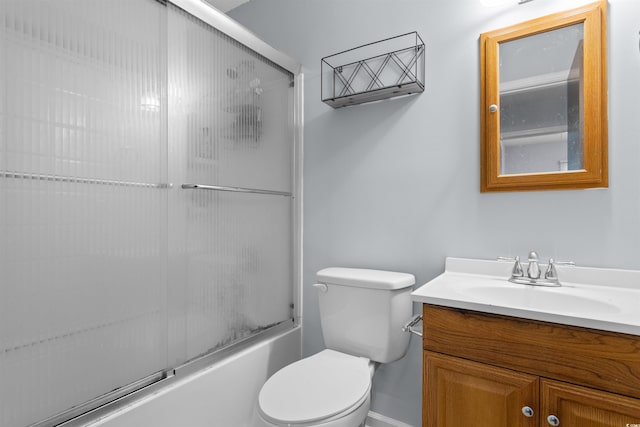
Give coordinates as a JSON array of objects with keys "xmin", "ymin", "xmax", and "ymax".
[{"xmin": 365, "ymin": 411, "xmax": 415, "ymax": 427}]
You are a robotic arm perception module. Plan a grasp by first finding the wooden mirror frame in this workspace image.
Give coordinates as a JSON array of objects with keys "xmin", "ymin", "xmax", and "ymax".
[{"xmin": 480, "ymin": 1, "xmax": 608, "ymax": 192}]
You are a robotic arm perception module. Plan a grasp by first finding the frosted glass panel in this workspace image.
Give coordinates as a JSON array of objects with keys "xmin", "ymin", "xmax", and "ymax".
[
  {"xmin": 168, "ymin": 5, "xmax": 294, "ymax": 193},
  {"xmin": 168, "ymin": 4, "xmax": 294, "ymax": 363},
  {"xmin": 0, "ymin": 1, "xmax": 168, "ymax": 426},
  {"xmin": 184, "ymin": 191, "xmax": 292, "ymax": 358}
]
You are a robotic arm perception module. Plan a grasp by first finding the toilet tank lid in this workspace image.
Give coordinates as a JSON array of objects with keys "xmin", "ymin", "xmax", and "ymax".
[{"xmin": 317, "ymin": 267, "xmax": 415, "ymax": 290}]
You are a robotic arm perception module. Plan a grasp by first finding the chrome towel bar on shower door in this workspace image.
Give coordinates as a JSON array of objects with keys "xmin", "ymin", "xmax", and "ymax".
[
  {"xmin": 1, "ymin": 171, "xmax": 172, "ymax": 189},
  {"xmin": 181, "ymin": 183, "xmax": 292, "ymax": 197}
]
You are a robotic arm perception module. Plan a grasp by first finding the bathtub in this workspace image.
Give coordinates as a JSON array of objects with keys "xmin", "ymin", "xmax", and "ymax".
[{"xmin": 87, "ymin": 327, "xmax": 301, "ymax": 427}]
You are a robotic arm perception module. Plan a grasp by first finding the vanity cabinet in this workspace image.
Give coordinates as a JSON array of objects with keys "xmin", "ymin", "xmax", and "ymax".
[
  {"xmin": 542, "ymin": 379, "xmax": 640, "ymax": 426},
  {"xmin": 425, "ymin": 352, "xmax": 538, "ymax": 427},
  {"xmin": 422, "ymin": 304, "xmax": 640, "ymax": 427}
]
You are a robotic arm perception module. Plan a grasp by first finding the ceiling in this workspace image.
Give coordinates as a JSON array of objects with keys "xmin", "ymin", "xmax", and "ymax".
[{"xmin": 203, "ymin": 0, "xmax": 250, "ymax": 13}]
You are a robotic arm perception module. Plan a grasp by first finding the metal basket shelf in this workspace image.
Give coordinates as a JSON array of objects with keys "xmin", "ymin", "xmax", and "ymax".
[{"xmin": 321, "ymin": 32, "xmax": 425, "ymax": 108}]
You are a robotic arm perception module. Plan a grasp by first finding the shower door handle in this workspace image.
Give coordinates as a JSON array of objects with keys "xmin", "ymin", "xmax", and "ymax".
[{"xmin": 181, "ymin": 183, "xmax": 292, "ymax": 197}]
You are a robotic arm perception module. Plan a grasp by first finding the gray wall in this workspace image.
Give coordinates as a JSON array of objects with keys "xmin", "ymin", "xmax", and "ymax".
[{"xmin": 230, "ymin": 1, "xmax": 640, "ymax": 425}]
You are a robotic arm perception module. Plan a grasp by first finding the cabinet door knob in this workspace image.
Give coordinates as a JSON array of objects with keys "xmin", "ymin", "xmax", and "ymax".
[
  {"xmin": 521, "ymin": 406, "xmax": 534, "ymax": 417},
  {"xmin": 488, "ymin": 104, "xmax": 498, "ymax": 113},
  {"xmin": 547, "ymin": 415, "xmax": 560, "ymax": 426}
]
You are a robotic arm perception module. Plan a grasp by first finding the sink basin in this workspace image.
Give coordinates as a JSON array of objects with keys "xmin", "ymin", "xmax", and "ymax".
[
  {"xmin": 411, "ymin": 257, "xmax": 640, "ymax": 335},
  {"xmin": 456, "ymin": 284, "xmax": 620, "ymax": 315}
]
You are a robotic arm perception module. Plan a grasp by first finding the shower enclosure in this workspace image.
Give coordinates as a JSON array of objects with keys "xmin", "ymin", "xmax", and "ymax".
[{"xmin": 0, "ymin": 1, "xmax": 302, "ymax": 426}]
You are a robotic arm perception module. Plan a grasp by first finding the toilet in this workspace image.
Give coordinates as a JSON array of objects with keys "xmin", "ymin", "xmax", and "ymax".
[{"xmin": 256, "ymin": 267, "xmax": 415, "ymax": 427}]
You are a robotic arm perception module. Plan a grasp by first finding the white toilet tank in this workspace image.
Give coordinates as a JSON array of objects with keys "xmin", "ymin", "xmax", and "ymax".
[{"xmin": 315, "ymin": 267, "xmax": 415, "ymax": 364}]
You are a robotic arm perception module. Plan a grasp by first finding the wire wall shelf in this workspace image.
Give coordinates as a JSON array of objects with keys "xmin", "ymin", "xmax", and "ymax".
[{"xmin": 321, "ymin": 32, "xmax": 425, "ymax": 109}]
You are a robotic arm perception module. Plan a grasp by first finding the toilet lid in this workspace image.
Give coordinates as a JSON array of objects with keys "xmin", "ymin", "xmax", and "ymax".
[{"xmin": 258, "ymin": 349, "xmax": 371, "ymax": 425}]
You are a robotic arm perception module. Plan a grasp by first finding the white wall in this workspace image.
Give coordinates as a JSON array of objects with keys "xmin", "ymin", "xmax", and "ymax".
[
  {"xmin": 86, "ymin": 328, "xmax": 301, "ymax": 427},
  {"xmin": 230, "ymin": 1, "xmax": 640, "ymax": 426}
]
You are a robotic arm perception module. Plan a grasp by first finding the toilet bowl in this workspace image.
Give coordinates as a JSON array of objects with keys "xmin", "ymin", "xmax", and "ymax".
[
  {"xmin": 255, "ymin": 268, "xmax": 415, "ymax": 427},
  {"xmin": 256, "ymin": 350, "xmax": 374, "ymax": 427}
]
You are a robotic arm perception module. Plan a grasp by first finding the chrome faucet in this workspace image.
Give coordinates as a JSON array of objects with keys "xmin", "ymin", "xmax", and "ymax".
[{"xmin": 498, "ymin": 251, "xmax": 574, "ymax": 287}]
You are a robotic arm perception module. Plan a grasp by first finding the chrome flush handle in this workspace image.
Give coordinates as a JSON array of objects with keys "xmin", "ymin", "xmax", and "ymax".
[{"xmin": 312, "ymin": 283, "xmax": 328, "ymax": 293}]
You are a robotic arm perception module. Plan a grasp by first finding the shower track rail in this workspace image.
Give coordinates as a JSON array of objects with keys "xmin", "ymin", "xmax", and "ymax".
[
  {"xmin": 181, "ymin": 183, "xmax": 292, "ymax": 197},
  {"xmin": 0, "ymin": 171, "xmax": 171, "ymax": 189},
  {"xmin": 34, "ymin": 319, "xmax": 296, "ymax": 427}
]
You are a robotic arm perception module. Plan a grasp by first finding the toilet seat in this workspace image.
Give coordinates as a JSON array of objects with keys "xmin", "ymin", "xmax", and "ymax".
[{"xmin": 258, "ymin": 349, "xmax": 371, "ymax": 426}]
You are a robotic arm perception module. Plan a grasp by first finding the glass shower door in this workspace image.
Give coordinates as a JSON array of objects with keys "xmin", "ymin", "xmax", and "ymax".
[
  {"xmin": 0, "ymin": 1, "xmax": 169, "ymax": 426},
  {"xmin": 167, "ymin": 4, "xmax": 295, "ymax": 364}
]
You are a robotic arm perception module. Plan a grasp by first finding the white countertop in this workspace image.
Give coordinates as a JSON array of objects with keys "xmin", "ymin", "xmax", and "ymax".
[{"xmin": 411, "ymin": 257, "xmax": 640, "ymax": 336}]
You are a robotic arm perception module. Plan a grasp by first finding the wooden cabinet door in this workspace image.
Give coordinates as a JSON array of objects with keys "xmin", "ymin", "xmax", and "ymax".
[
  {"xmin": 425, "ymin": 352, "xmax": 539, "ymax": 427},
  {"xmin": 542, "ymin": 379, "xmax": 640, "ymax": 427}
]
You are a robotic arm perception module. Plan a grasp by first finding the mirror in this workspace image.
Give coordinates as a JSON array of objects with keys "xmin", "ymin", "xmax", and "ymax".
[{"xmin": 480, "ymin": 1, "xmax": 607, "ymax": 192}]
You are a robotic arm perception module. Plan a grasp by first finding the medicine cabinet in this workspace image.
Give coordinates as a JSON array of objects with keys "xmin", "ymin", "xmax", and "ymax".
[{"xmin": 480, "ymin": 1, "xmax": 608, "ymax": 192}]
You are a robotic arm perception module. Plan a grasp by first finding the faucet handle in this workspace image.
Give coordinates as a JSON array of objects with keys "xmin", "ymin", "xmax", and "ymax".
[
  {"xmin": 497, "ymin": 256, "xmax": 524, "ymax": 278},
  {"xmin": 544, "ymin": 259, "xmax": 575, "ymax": 280}
]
